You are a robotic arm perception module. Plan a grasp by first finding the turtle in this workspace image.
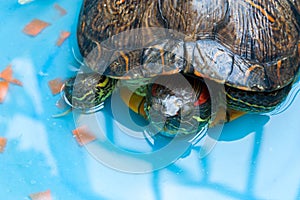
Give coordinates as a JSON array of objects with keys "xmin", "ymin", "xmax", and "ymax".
[{"xmin": 63, "ymin": 0, "xmax": 300, "ymax": 137}]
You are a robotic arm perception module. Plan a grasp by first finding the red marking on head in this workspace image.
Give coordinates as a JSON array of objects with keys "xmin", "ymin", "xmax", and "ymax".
[
  {"xmin": 194, "ymin": 86, "xmax": 209, "ymax": 106},
  {"xmin": 151, "ymin": 84, "xmax": 158, "ymax": 96}
]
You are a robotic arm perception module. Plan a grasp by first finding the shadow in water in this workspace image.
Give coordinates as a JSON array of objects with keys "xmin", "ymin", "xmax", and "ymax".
[
  {"xmin": 88, "ymin": 90, "xmax": 299, "ymax": 199},
  {"xmin": 209, "ymin": 114, "xmax": 270, "ymax": 141},
  {"xmin": 149, "ymin": 114, "xmax": 270, "ymax": 200},
  {"xmin": 152, "ymin": 171, "xmax": 162, "ymax": 200}
]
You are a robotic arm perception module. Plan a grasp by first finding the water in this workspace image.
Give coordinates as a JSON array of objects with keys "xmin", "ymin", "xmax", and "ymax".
[{"xmin": 1, "ymin": 1, "xmax": 300, "ymax": 200}]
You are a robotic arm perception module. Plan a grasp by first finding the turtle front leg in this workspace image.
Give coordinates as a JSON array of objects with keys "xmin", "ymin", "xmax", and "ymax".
[{"xmin": 63, "ymin": 73, "xmax": 117, "ymax": 112}]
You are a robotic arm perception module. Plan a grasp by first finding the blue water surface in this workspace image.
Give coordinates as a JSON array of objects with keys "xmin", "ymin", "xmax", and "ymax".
[{"xmin": 1, "ymin": 1, "xmax": 300, "ymax": 200}]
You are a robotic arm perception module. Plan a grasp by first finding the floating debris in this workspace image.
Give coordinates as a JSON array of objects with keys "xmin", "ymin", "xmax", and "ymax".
[
  {"xmin": 29, "ymin": 190, "xmax": 52, "ymax": 200},
  {"xmin": 0, "ymin": 65, "xmax": 22, "ymax": 103},
  {"xmin": 48, "ymin": 78, "xmax": 64, "ymax": 95},
  {"xmin": 0, "ymin": 82, "xmax": 9, "ymax": 103},
  {"xmin": 0, "ymin": 137, "xmax": 7, "ymax": 153},
  {"xmin": 72, "ymin": 126, "xmax": 96, "ymax": 146},
  {"xmin": 56, "ymin": 31, "xmax": 70, "ymax": 46},
  {"xmin": 0, "ymin": 64, "xmax": 22, "ymax": 86},
  {"xmin": 23, "ymin": 19, "xmax": 50, "ymax": 36},
  {"xmin": 54, "ymin": 3, "xmax": 67, "ymax": 16}
]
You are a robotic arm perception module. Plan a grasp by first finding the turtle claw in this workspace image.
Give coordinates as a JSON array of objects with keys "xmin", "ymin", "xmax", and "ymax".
[
  {"xmin": 52, "ymin": 108, "xmax": 72, "ymax": 118},
  {"xmin": 226, "ymin": 109, "xmax": 246, "ymax": 122}
]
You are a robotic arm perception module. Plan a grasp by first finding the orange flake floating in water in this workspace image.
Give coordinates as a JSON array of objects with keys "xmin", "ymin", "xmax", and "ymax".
[
  {"xmin": 72, "ymin": 126, "xmax": 96, "ymax": 146},
  {"xmin": 23, "ymin": 19, "xmax": 50, "ymax": 36},
  {"xmin": 56, "ymin": 31, "xmax": 70, "ymax": 46},
  {"xmin": 0, "ymin": 137, "xmax": 7, "ymax": 153},
  {"xmin": 0, "ymin": 65, "xmax": 23, "ymax": 103},
  {"xmin": 0, "ymin": 65, "xmax": 12, "ymax": 80},
  {"xmin": 29, "ymin": 190, "xmax": 52, "ymax": 200},
  {"xmin": 48, "ymin": 78, "xmax": 64, "ymax": 95},
  {"xmin": 54, "ymin": 3, "xmax": 67, "ymax": 16},
  {"xmin": 0, "ymin": 81, "xmax": 9, "ymax": 103},
  {"xmin": 0, "ymin": 64, "xmax": 22, "ymax": 86}
]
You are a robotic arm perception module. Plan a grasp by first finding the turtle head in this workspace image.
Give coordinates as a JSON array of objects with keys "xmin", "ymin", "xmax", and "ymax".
[
  {"xmin": 63, "ymin": 73, "xmax": 116, "ymax": 112},
  {"xmin": 144, "ymin": 74, "xmax": 211, "ymax": 137}
]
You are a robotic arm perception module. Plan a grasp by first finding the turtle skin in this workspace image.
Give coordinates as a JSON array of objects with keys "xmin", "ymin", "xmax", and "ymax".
[{"xmin": 65, "ymin": 0, "xmax": 300, "ymax": 136}]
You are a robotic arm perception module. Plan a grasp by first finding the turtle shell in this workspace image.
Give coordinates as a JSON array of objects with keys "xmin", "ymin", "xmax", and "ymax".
[{"xmin": 77, "ymin": 0, "xmax": 300, "ymax": 92}]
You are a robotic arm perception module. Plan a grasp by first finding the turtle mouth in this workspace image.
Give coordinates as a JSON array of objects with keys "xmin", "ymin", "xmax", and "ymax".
[
  {"xmin": 144, "ymin": 74, "xmax": 211, "ymax": 137},
  {"xmin": 149, "ymin": 83, "xmax": 195, "ymax": 118}
]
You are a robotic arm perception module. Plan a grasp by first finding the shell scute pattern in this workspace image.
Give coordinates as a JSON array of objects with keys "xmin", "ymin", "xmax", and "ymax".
[{"xmin": 78, "ymin": 0, "xmax": 300, "ymax": 92}]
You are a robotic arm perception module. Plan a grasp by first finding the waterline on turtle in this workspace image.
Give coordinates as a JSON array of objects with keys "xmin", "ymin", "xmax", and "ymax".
[
  {"xmin": 268, "ymin": 81, "xmax": 300, "ymax": 116},
  {"xmin": 62, "ymin": 88, "xmax": 105, "ymax": 114}
]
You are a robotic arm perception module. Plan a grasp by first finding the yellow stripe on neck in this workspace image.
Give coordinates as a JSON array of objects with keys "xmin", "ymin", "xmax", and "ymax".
[{"xmin": 96, "ymin": 77, "xmax": 109, "ymax": 88}]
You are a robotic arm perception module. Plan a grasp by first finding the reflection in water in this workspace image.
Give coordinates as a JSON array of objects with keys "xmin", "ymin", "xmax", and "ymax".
[
  {"xmin": 5, "ymin": 114, "xmax": 58, "ymax": 175},
  {"xmin": 146, "ymin": 114, "xmax": 270, "ymax": 200},
  {"xmin": 85, "ymin": 154, "xmax": 155, "ymax": 200},
  {"xmin": 3, "ymin": 57, "xmax": 57, "ymax": 175},
  {"xmin": 246, "ymin": 127, "xmax": 264, "ymax": 195},
  {"xmin": 79, "ymin": 81, "xmax": 297, "ymax": 197},
  {"xmin": 147, "ymin": 99, "xmax": 300, "ymax": 200},
  {"xmin": 75, "ymin": 108, "xmax": 197, "ymax": 173},
  {"xmin": 151, "ymin": 155, "xmax": 267, "ymax": 199},
  {"xmin": 12, "ymin": 58, "xmax": 43, "ymax": 115},
  {"xmin": 68, "ymin": 75, "xmax": 300, "ymax": 199},
  {"xmin": 269, "ymin": 80, "xmax": 300, "ymax": 116},
  {"xmin": 18, "ymin": 0, "xmax": 34, "ymax": 5},
  {"xmin": 152, "ymin": 171, "xmax": 161, "ymax": 200},
  {"xmin": 210, "ymin": 114, "xmax": 270, "ymax": 141}
]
